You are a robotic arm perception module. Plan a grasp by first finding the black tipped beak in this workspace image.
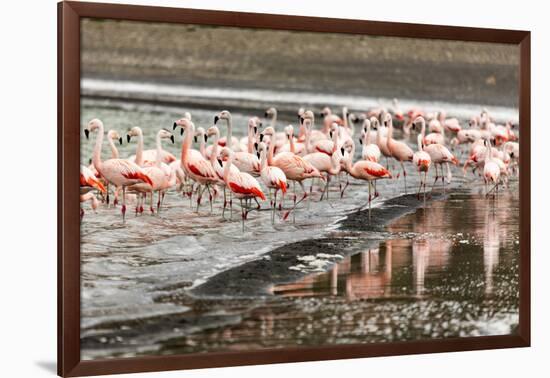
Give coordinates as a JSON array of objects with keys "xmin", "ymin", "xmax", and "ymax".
[
  {"xmin": 300, "ymin": 117, "xmax": 304, "ymax": 125},
  {"xmin": 84, "ymin": 129, "xmax": 89, "ymax": 139},
  {"xmin": 264, "ymin": 112, "xmax": 268, "ymax": 117},
  {"xmin": 119, "ymin": 137, "xmax": 123, "ymax": 145},
  {"xmin": 259, "ymin": 134, "xmax": 264, "ymax": 142},
  {"xmin": 217, "ymin": 158, "xmax": 223, "ymax": 166},
  {"xmin": 253, "ymin": 126, "xmax": 257, "ymax": 134},
  {"xmin": 194, "ymin": 136, "xmax": 198, "ymax": 143},
  {"xmin": 359, "ymin": 139, "xmax": 363, "ymax": 145},
  {"xmin": 170, "ymin": 135, "xmax": 175, "ymax": 144},
  {"xmin": 173, "ymin": 122, "xmax": 177, "ymax": 130},
  {"xmin": 510, "ymin": 152, "xmax": 514, "ymax": 158},
  {"xmin": 126, "ymin": 135, "xmax": 131, "ymax": 143},
  {"xmin": 214, "ymin": 116, "xmax": 219, "ymax": 124},
  {"xmin": 180, "ymin": 128, "xmax": 184, "ymax": 136},
  {"xmin": 256, "ymin": 152, "xmax": 260, "ymax": 159},
  {"xmin": 319, "ymin": 113, "xmax": 324, "ymax": 118},
  {"xmin": 254, "ymin": 142, "xmax": 259, "ymax": 150},
  {"xmin": 329, "ymin": 131, "xmax": 333, "ymax": 138},
  {"xmin": 204, "ymin": 135, "xmax": 208, "ymax": 143},
  {"xmin": 341, "ymin": 147, "xmax": 345, "ymax": 155},
  {"xmin": 258, "ymin": 122, "xmax": 263, "ymax": 127}
]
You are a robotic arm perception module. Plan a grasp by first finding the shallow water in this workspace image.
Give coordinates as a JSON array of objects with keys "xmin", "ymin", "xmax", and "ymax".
[{"xmin": 80, "ymin": 93, "xmax": 519, "ymax": 360}]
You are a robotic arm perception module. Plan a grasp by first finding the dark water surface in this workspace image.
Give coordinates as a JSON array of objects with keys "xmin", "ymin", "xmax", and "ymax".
[{"xmin": 81, "ymin": 189, "xmax": 519, "ymax": 359}]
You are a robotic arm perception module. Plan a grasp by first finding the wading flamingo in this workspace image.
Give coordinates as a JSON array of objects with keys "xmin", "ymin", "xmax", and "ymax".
[
  {"xmin": 85, "ymin": 119, "xmax": 153, "ymax": 222},
  {"xmin": 360, "ymin": 118, "xmax": 381, "ymax": 162},
  {"xmin": 174, "ymin": 117, "xmax": 219, "ymax": 212},
  {"xmin": 483, "ymin": 139, "xmax": 501, "ymax": 196},
  {"xmin": 256, "ymin": 142, "xmax": 288, "ymax": 222},
  {"xmin": 385, "ymin": 113, "xmax": 414, "ymax": 193},
  {"xmin": 218, "ymin": 147, "xmax": 266, "ymax": 231},
  {"xmin": 412, "ymin": 134, "xmax": 432, "ymax": 199},
  {"xmin": 214, "ymin": 110, "xmax": 243, "ymax": 151}
]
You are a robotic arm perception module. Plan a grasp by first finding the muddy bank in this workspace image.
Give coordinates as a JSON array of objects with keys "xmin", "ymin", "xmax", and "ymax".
[
  {"xmin": 81, "ymin": 19, "xmax": 519, "ymax": 107},
  {"xmin": 191, "ymin": 193, "xmax": 445, "ymax": 298}
]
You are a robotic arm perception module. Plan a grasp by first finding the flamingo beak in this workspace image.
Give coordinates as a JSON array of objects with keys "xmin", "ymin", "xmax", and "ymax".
[
  {"xmin": 217, "ymin": 158, "xmax": 223, "ymax": 166},
  {"xmin": 264, "ymin": 112, "xmax": 268, "ymax": 117},
  {"xmin": 214, "ymin": 115, "xmax": 219, "ymax": 124},
  {"xmin": 170, "ymin": 135, "xmax": 175, "ymax": 144},
  {"xmin": 259, "ymin": 134, "xmax": 264, "ymax": 142},
  {"xmin": 84, "ymin": 129, "xmax": 89, "ymax": 139},
  {"xmin": 194, "ymin": 136, "xmax": 197, "ymax": 143},
  {"xmin": 173, "ymin": 122, "xmax": 177, "ymax": 130},
  {"xmin": 253, "ymin": 126, "xmax": 257, "ymax": 134},
  {"xmin": 204, "ymin": 135, "xmax": 208, "ymax": 143},
  {"xmin": 127, "ymin": 135, "xmax": 131, "ymax": 143},
  {"xmin": 254, "ymin": 142, "xmax": 259, "ymax": 150},
  {"xmin": 118, "ymin": 137, "xmax": 123, "ymax": 145},
  {"xmin": 329, "ymin": 131, "xmax": 333, "ymax": 138},
  {"xmin": 359, "ymin": 138, "xmax": 362, "ymax": 145},
  {"xmin": 341, "ymin": 147, "xmax": 345, "ymax": 155},
  {"xmin": 300, "ymin": 117, "xmax": 304, "ymax": 125},
  {"xmin": 180, "ymin": 128, "xmax": 184, "ymax": 136},
  {"xmin": 256, "ymin": 152, "xmax": 260, "ymax": 159}
]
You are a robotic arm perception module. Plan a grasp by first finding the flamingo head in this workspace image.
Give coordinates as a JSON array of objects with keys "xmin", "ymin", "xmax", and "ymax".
[
  {"xmin": 320, "ymin": 106, "xmax": 331, "ymax": 118},
  {"xmin": 264, "ymin": 107, "xmax": 277, "ymax": 119},
  {"xmin": 370, "ymin": 117, "xmax": 379, "ymax": 130},
  {"xmin": 173, "ymin": 118, "xmax": 193, "ymax": 135},
  {"xmin": 218, "ymin": 146, "xmax": 233, "ymax": 163},
  {"xmin": 260, "ymin": 126, "xmax": 275, "ymax": 143},
  {"xmin": 85, "ymin": 118, "xmax": 103, "ymax": 139},
  {"xmin": 248, "ymin": 117, "xmax": 259, "ymax": 135},
  {"xmin": 206, "ymin": 126, "xmax": 220, "ymax": 140},
  {"xmin": 194, "ymin": 127, "xmax": 206, "ymax": 144},
  {"xmin": 284, "ymin": 125, "xmax": 294, "ymax": 140},
  {"xmin": 107, "ymin": 130, "xmax": 123, "ymax": 145},
  {"xmin": 126, "ymin": 126, "xmax": 143, "ymax": 143},
  {"xmin": 214, "ymin": 110, "xmax": 231, "ymax": 125},
  {"xmin": 158, "ymin": 129, "xmax": 175, "ymax": 144}
]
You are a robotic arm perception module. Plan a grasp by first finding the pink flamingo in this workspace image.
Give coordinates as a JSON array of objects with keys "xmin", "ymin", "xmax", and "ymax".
[
  {"xmin": 412, "ymin": 133, "xmax": 432, "ymax": 199},
  {"xmin": 214, "ymin": 110, "xmax": 243, "ymax": 151},
  {"xmin": 303, "ymin": 147, "xmax": 343, "ymax": 200},
  {"xmin": 483, "ymin": 139, "xmax": 501, "ymax": 196},
  {"xmin": 360, "ymin": 118, "xmax": 381, "ymax": 162},
  {"xmin": 256, "ymin": 142, "xmax": 288, "ymax": 222},
  {"xmin": 80, "ymin": 192, "xmax": 100, "ymax": 221},
  {"xmin": 127, "ymin": 129, "xmax": 175, "ymax": 214},
  {"xmin": 85, "ymin": 119, "xmax": 153, "ymax": 221},
  {"xmin": 218, "ymin": 147, "xmax": 266, "ymax": 231},
  {"xmin": 339, "ymin": 152, "xmax": 392, "ymax": 214},
  {"xmin": 80, "ymin": 164, "xmax": 106, "ymax": 194},
  {"xmin": 373, "ymin": 116, "xmax": 392, "ymax": 168},
  {"xmin": 319, "ymin": 107, "xmax": 344, "ymax": 134},
  {"xmin": 207, "ymin": 125, "xmax": 239, "ymax": 218},
  {"xmin": 414, "ymin": 116, "xmax": 458, "ymax": 191},
  {"xmin": 312, "ymin": 123, "xmax": 339, "ymax": 156},
  {"xmin": 231, "ymin": 118, "xmax": 261, "ymax": 175},
  {"xmin": 261, "ymin": 126, "xmax": 323, "ymax": 210},
  {"xmin": 385, "ymin": 113, "xmax": 414, "ymax": 193},
  {"xmin": 173, "ymin": 117, "xmax": 219, "ymax": 212}
]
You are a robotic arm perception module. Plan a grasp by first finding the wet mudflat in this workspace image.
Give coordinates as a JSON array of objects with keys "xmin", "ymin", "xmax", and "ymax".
[{"xmin": 81, "ymin": 189, "xmax": 519, "ymax": 359}]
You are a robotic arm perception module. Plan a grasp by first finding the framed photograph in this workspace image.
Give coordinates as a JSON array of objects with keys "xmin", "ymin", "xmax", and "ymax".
[{"xmin": 58, "ymin": 1, "xmax": 530, "ymax": 376}]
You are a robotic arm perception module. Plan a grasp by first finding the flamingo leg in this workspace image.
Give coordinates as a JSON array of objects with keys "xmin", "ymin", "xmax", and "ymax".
[
  {"xmin": 222, "ymin": 186, "xmax": 227, "ymax": 219},
  {"xmin": 431, "ymin": 164, "xmax": 439, "ymax": 192},
  {"xmin": 149, "ymin": 192, "xmax": 155, "ymax": 214},
  {"xmin": 122, "ymin": 186, "xmax": 127, "ymax": 222},
  {"xmin": 367, "ymin": 180, "xmax": 372, "ymax": 220},
  {"xmin": 240, "ymin": 198, "xmax": 245, "ymax": 232},
  {"xmin": 400, "ymin": 161, "xmax": 407, "ymax": 194}
]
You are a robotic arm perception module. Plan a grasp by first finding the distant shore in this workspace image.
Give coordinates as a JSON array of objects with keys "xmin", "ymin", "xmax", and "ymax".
[{"xmin": 82, "ymin": 19, "xmax": 519, "ymax": 108}]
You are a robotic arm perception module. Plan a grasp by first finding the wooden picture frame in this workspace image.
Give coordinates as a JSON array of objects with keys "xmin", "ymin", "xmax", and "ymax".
[{"xmin": 58, "ymin": 1, "xmax": 531, "ymax": 376}]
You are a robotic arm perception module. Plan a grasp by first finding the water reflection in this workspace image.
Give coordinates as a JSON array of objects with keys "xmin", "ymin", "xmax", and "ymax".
[{"xmin": 274, "ymin": 191, "xmax": 518, "ymax": 301}]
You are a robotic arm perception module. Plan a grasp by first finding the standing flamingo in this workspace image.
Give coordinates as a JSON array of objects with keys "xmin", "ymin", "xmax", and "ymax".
[
  {"xmin": 84, "ymin": 119, "xmax": 153, "ymax": 222},
  {"xmin": 385, "ymin": 113, "xmax": 414, "ymax": 193},
  {"xmin": 483, "ymin": 139, "xmax": 501, "ymax": 197},
  {"xmin": 173, "ymin": 117, "xmax": 219, "ymax": 212},
  {"xmin": 214, "ymin": 110, "xmax": 243, "ymax": 151},
  {"xmin": 218, "ymin": 147, "xmax": 266, "ymax": 231},
  {"xmin": 360, "ymin": 118, "xmax": 381, "ymax": 162},
  {"xmin": 256, "ymin": 142, "xmax": 288, "ymax": 222},
  {"xmin": 412, "ymin": 134, "xmax": 432, "ymax": 199},
  {"xmin": 339, "ymin": 152, "xmax": 392, "ymax": 215}
]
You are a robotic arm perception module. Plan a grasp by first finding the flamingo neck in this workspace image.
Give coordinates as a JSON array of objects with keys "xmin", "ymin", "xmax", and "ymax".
[
  {"xmin": 135, "ymin": 129, "xmax": 144, "ymax": 166},
  {"xmin": 226, "ymin": 116, "xmax": 233, "ymax": 147},
  {"xmin": 223, "ymin": 155, "xmax": 233, "ymax": 182},
  {"xmin": 107, "ymin": 134, "xmax": 119, "ymax": 159},
  {"xmin": 267, "ymin": 136, "xmax": 275, "ymax": 166},
  {"xmin": 417, "ymin": 134, "xmax": 423, "ymax": 152},
  {"xmin": 92, "ymin": 123, "xmax": 104, "ymax": 172},
  {"xmin": 247, "ymin": 126, "xmax": 254, "ymax": 154},
  {"xmin": 270, "ymin": 111, "xmax": 277, "ymax": 129},
  {"xmin": 289, "ymin": 133, "xmax": 296, "ymax": 154},
  {"xmin": 342, "ymin": 108, "xmax": 348, "ymax": 129},
  {"xmin": 260, "ymin": 149, "xmax": 267, "ymax": 171},
  {"xmin": 209, "ymin": 132, "xmax": 220, "ymax": 165},
  {"xmin": 181, "ymin": 122, "xmax": 194, "ymax": 165},
  {"xmin": 155, "ymin": 132, "xmax": 163, "ymax": 167},
  {"xmin": 199, "ymin": 135, "xmax": 206, "ymax": 157},
  {"xmin": 329, "ymin": 152, "xmax": 341, "ymax": 175},
  {"xmin": 304, "ymin": 120, "xmax": 312, "ymax": 153},
  {"xmin": 344, "ymin": 158, "xmax": 354, "ymax": 177}
]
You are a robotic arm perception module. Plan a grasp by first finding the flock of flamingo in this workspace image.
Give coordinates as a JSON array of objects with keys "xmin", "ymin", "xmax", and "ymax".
[{"xmin": 80, "ymin": 104, "xmax": 520, "ymax": 229}]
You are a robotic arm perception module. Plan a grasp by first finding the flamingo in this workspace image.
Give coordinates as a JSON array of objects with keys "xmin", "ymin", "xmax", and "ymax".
[
  {"xmin": 339, "ymin": 152, "xmax": 392, "ymax": 214},
  {"xmin": 303, "ymin": 147, "xmax": 344, "ymax": 200},
  {"xmin": 206, "ymin": 125, "xmax": 239, "ymax": 218},
  {"xmin": 84, "ymin": 119, "xmax": 153, "ymax": 221},
  {"xmin": 80, "ymin": 164, "xmax": 106, "ymax": 194},
  {"xmin": 300, "ymin": 110, "xmax": 327, "ymax": 147},
  {"xmin": 373, "ymin": 115, "xmax": 392, "ymax": 168},
  {"xmin": 213, "ymin": 110, "xmax": 243, "ymax": 151},
  {"xmin": 414, "ymin": 116, "xmax": 458, "ymax": 191},
  {"xmin": 127, "ymin": 129, "xmax": 175, "ymax": 214},
  {"xmin": 231, "ymin": 118, "xmax": 262, "ymax": 175},
  {"xmin": 173, "ymin": 117, "xmax": 219, "ymax": 212},
  {"xmin": 218, "ymin": 147, "xmax": 266, "ymax": 230},
  {"xmin": 412, "ymin": 134, "xmax": 432, "ymax": 199},
  {"xmin": 312, "ymin": 123, "xmax": 339, "ymax": 156},
  {"xmin": 319, "ymin": 107, "xmax": 343, "ymax": 134},
  {"xmin": 261, "ymin": 126, "xmax": 323, "ymax": 211},
  {"xmin": 483, "ymin": 139, "xmax": 501, "ymax": 196},
  {"xmin": 360, "ymin": 118, "xmax": 381, "ymax": 162},
  {"xmin": 385, "ymin": 113, "xmax": 414, "ymax": 193},
  {"xmin": 80, "ymin": 192, "xmax": 100, "ymax": 221},
  {"xmin": 256, "ymin": 142, "xmax": 288, "ymax": 222},
  {"xmin": 194, "ymin": 126, "xmax": 208, "ymax": 158}
]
